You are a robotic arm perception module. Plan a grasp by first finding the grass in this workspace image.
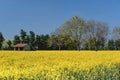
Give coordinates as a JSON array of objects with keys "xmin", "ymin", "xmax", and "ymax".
[{"xmin": 0, "ymin": 51, "xmax": 120, "ymax": 80}]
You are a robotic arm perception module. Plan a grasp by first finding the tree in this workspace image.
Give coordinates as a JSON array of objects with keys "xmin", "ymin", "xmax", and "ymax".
[
  {"xmin": 97, "ymin": 37, "xmax": 106, "ymax": 50},
  {"xmin": 114, "ymin": 39, "xmax": 120, "ymax": 50},
  {"xmin": 13, "ymin": 35, "xmax": 21, "ymax": 45},
  {"xmin": 20, "ymin": 29, "xmax": 27, "ymax": 43},
  {"xmin": 108, "ymin": 39, "xmax": 115, "ymax": 50},
  {"xmin": 39, "ymin": 34, "xmax": 49, "ymax": 50},
  {"xmin": 35, "ymin": 35, "xmax": 41, "ymax": 50},
  {"xmin": 0, "ymin": 32, "xmax": 5, "ymax": 49},
  {"xmin": 86, "ymin": 20, "xmax": 109, "ymax": 50},
  {"xmin": 48, "ymin": 35, "xmax": 58, "ymax": 50},
  {"xmin": 35, "ymin": 34, "xmax": 50, "ymax": 50},
  {"xmin": 55, "ymin": 16, "xmax": 86, "ymax": 50},
  {"xmin": 29, "ymin": 31, "xmax": 36, "ymax": 50},
  {"xmin": 48, "ymin": 34, "xmax": 65, "ymax": 50},
  {"xmin": 1, "ymin": 40, "xmax": 9, "ymax": 50},
  {"xmin": 85, "ymin": 37, "xmax": 96, "ymax": 50},
  {"xmin": 61, "ymin": 34, "xmax": 76, "ymax": 50},
  {"xmin": 112, "ymin": 27, "xmax": 120, "ymax": 40},
  {"xmin": 7, "ymin": 40, "xmax": 12, "ymax": 50},
  {"xmin": 25, "ymin": 35, "xmax": 30, "ymax": 44}
]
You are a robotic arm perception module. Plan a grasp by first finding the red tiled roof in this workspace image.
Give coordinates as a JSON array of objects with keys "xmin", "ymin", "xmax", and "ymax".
[{"xmin": 13, "ymin": 44, "xmax": 28, "ymax": 47}]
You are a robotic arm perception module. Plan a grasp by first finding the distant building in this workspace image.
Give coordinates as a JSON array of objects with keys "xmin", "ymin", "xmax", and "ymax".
[{"xmin": 13, "ymin": 44, "xmax": 30, "ymax": 51}]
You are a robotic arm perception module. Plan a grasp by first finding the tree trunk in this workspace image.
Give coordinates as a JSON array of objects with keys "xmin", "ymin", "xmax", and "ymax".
[{"xmin": 58, "ymin": 46, "xmax": 61, "ymax": 50}]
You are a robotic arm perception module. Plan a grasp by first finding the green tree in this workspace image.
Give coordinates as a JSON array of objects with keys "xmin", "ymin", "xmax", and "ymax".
[
  {"xmin": 0, "ymin": 32, "xmax": 5, "ymax": 49},
  {"xmin": 35, "ymin": 35, "xmax": 41, "ymax": 50},
  {"xmin": 35, "ymin": 34, "xmax": 50, "ymax": 50},
  {"xmin": 49, "ymin": 34, "xmax": 65, "ymax": 50},
  {"xmin": 25, "ymin": 35, "xmax": 30, "ymax": 44},
  {"xmin": 114, "ymin": 39, "xmax": 120, "ymax": 50},
  {"xmin": 7, "ymin": 40, "xmax": 12, "ymax": 50},
  {"xmin": 39, "ymin": 34, "xmax": 49, "ymax": 50},
  {"xmin": 48, "ymin": 35, "xmax": 58, "ymax": 50},
  {"xmin": 20, "ymin": 29, "xmax": 27, "ymax": 43},
  {"xmin": 98, "ymin": 37, "xmax": 105, "ymax": 50},
  {"xmin": 85, "ymin": 37, "xmax": 96, "ymax": 50},
  {"xmin": 29, "ymin": 31, "xmax": 36, "ymax": 50},
  {"xmin": 13, "ymin": 35, "xmax": 21, "ymax": 45},
  {"xmin": 1, "ymin": 40, "xmax": 8, "ymax": 50},
  {"xmin": 108, "ymin": 39, "xmax": 115, "ymax": 50},
  {"xmin": 53, "ymin": 16, "xmax": 86, "ymax": 50},
  {"xmin": 61, "ymin": 35, "xmax": 76, "ymax": 50}
]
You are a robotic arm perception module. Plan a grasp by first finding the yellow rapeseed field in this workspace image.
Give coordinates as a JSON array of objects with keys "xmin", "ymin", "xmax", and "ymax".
[{"xmin": 0, "ymin": 51, "xmax": 120, "ymax": 80}]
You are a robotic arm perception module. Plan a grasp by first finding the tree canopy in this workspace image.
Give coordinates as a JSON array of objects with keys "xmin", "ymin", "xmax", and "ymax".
[{"xmin": 1, "ymin": 16, "xmax": 120, "ymax": 50}]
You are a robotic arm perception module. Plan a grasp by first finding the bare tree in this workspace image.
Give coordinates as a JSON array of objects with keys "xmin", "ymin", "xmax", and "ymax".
[
  {"xmin": 112, "ymin": 27, "xmax": 120, "ymax": 40},
  {"xmin": 86, "ymin": 20, "xmax": 109, "ymax": 50}
]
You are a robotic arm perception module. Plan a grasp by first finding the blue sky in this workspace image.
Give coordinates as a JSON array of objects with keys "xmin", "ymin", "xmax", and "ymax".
[{"xmin": 0, "ymin": 0, "xmax": 120, "ymax": 39}]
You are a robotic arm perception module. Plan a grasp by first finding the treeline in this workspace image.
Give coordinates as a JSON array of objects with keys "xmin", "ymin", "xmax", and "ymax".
[
  {"xmin": 1, "ymin": 30, "xmax": 50, "ymax": 50},
  {"xmin": 0, "ymin": 16, "xmax": 120, "ymax": 50}
]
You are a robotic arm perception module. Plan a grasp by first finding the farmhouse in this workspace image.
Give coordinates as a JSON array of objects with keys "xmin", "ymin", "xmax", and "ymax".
[{"xmin": 13, "ymin": 44, "xmax": 30, "ymax": 51}]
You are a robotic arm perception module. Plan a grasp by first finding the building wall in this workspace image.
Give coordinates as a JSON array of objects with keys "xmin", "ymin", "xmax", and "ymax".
[{"xmin": 23, "ymin": 45, "xmax": 30, "ymax": 50}]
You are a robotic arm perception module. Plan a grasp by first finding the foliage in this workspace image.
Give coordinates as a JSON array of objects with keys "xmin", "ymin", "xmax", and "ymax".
[
  {"xmin": 13, "ymin": 35, "xmax": 21, "ymax": 45},
  {"xmin": 59, "ymin": 16, "xmax": 86, "ymax": 50},
  {"xmin": 0, "ymin": 32, "xmax": 4, "ymax": 49},
  {"xmin": 48, "ymin": 16, "xmax": 109, "ymax": 50},
  {"xmin": 115, "ymin": 39, "xmax": 120, "ymax": 50},
  {"xmin": 20, "ymin": 29, "xmax": 27, "ymax": 43},
  {"xmin": 1, "ymin": 16, "xmax": 120, "ymax": 50},
  {"xmin": 7, "ymin": 40, "xmax": 12, "ymax": 50},
  {"xmin": 35, "ymin": 34, "xmax": 49, "ymax": 50},
  {"xmin": 29, "ymin": 31, "xmax": 36, "ymax": 50},
  {"xmin": 86, "ymin": 20, "xmax": 108, "ymax": 50}
]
